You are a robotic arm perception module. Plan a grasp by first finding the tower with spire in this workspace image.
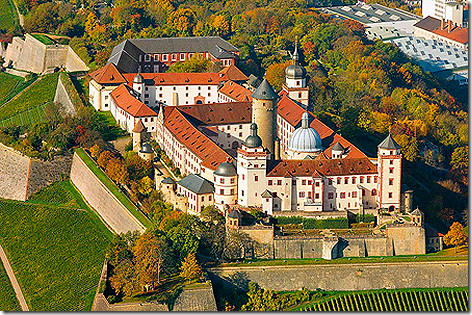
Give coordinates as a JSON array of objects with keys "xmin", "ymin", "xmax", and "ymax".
[
  {"xmin": 282, "ymin": 40, "xmax": 309, "ymax": 106},
  {"xmin": 377, "ymin": 134, "xmax": 402, "ymax": 212}
]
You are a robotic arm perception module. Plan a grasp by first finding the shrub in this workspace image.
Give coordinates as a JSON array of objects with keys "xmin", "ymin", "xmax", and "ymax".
[
  {"xmin": 276, "ymin": 217, "xmax": 348, "ymax": 229},
  {"xmin": 356, "ymin": 214, "xmax": 376, "ymax": 223}
]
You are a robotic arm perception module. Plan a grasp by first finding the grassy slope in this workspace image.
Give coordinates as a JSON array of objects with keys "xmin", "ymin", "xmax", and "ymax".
[
  {"xmin": 0, "ymin": 260, "xmax": 21, "ymax": 311},
  {"xmin": 0, "ymin": 0, "xmax": 18, "ymax": 30},
  {"xmin": 0, "ymin": 73, "xmax": 58, "ymax": 120},
  {"xmin": 75, "ymin": 148, "xmax": 152, "ymax": 228},
  {"xmin": 289, "ymin": 287, "xmax": 468, "ymax": 311},
  {"xmin": 0, "ymin": 180, "xmax": 112, "ymax": 311},
  {"xmin": 0, "ymin": 73, "xmax": 22, "ymax": 104}
]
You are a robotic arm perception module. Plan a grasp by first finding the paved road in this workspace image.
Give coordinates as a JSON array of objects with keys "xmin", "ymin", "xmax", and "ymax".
[{"xmin": 0, "ymin": 244, "xmax": 29, "ymax": 311}]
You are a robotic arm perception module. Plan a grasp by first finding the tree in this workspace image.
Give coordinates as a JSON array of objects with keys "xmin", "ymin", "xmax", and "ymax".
[
  {"xmin": 110, "ymin": 259, "xmax": 140, "ymax": 296},
  {"xmin": 167, "ymin": 54, "xmax": 211, "ymax": 73},
  {"xmin": 97, "ymin": 150, "xmax": 113, "ymax": 169},
  {"xmin": 266, "ymin": 60, "xmax": 292, "ymax": 91},
  {"xmin": 179, "ymin": 252, "xmax": 202, "ymax": 281},
  {"xmin": 134, "ymin": 233, "xmax": 172, "ymax": 288},
  {"xmin": 90, "ymin": 143, "xmax": 101, "ymax": 159},
  {"xmin": 451, "ymin": 146, "xmax": 468, "ymax": 181},
  {"xmin": 166, "ymin": 8, "xmax": 196, "ymax": 36},
  {"xmin": 443, "ymin": 222, "xmax": 467, "ymax": 253},
  {"xmin": 106, "ymin": 158, "xmax": 129, "ymax": 185},
  {"xmin": 138, "ymin": 176, "xmax": 154, "ymax": 196}
]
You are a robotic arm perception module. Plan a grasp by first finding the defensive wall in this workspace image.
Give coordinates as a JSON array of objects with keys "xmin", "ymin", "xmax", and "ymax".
[
  {"xmin": 3, "ymin": 34, "xmax": 89, "ymax": 74},
  {"xmin": 54, "ymin": 74, "xmax": 77, "ymax": 116},
  {"xmin": 209, "ymin": 260, "xmax": 468, "ymax": 292},
  {"xmin": 70, "ymin": 152, "xmax": 145, "ymax": 234},
  {"xmin": 0, "ymin": 144, "xmax": 72, "ymax": 201}
]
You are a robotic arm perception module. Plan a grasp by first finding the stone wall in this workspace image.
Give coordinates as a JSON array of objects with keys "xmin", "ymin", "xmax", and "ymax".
[
  {"xmin": 70, "ymin": 152, "xmax": 145, "ymax": 234},
  {"xmin": 209, "ymin": 260, "xmax": 468, "ymax": 292},
  {"xmin": 0, "ymin": 144, "xmax": 30, "ymax": 200},
  {"xmin": 3, "ymin": 34, "xmax": 89, "ymax": 74},
  {"xmin": 387, "ymin": 224, "xmax": 426, "ymax": 255},
  {"xmin": 54, "ymin": 75, "xmax": 77, "ymax": 116},
  {"xmin": 172, "ymin": 285, "xmax": 218, "ymax": 311},
  {"xmin": 0, "ymin": 144, "xmax": 71, "ymax": 201}
]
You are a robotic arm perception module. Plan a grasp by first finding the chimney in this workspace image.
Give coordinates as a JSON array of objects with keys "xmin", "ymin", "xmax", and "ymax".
[
  {"xmin": 448, "ymin": 20, "xmax": 453, "ymax": 32},
  {"xmin": 441, "ymin": 18, "xmax": 445, "ymax": 29}
]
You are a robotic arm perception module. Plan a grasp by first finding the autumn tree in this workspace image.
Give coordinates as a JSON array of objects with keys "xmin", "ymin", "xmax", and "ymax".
[
  {"xmin": 106, "ymin": 158, "xmax": 129, "ymax": 185},
  {"xmin": 90, "ymin": 143, "xmax": 102, "ymax": 159},
  {"xmin": 266, "ymin": 60, "xmax": 292, "ymax": 91},
  {"xmin": 179, "ymin": 252, "xmax": 202, "ymax": 281},
  {"xmin": 134, "ymin": 233, "xmax": 172, "ymax": 289},
  {"xmin": 110, "ymin": 259, "xmax": 140, "ymax": 296},
  {"xmin": 97, "ymin": 150, "xmax": 114, "ymax": 169},
  {"xmin": 166, "ymin": 8, "xmax": 196, "ymax": 36},
  {"xmin": 443, "ymin": 222, "xmax": 467, "ymax": 253},
  {"xmin": 167, "ymin": 54, "xmax": 211, "ymax": 73},
  {"xmin": 450, "ymin": 146, "xmax": 468, "ymax": 183},
  {"xmin": 138, "ymin": 176, "xmax": 154, "ymax": 196}
]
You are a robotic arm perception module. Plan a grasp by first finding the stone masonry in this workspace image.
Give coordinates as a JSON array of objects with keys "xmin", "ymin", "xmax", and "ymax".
[{"xmin": 209, "ymin": 260, "xmax": 468, "ymax": 292}]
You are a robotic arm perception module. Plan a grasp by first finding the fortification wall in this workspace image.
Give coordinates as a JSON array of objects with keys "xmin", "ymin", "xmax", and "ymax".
[
  {"xmin": 26, "ymin": 154, "xmax": 72, "ymax": 198},
  {"xmin": 387, "ymin": 225, "xmax": 426, "ymax": 255},
  {"xmin": 15, "ymin": 34, "xmax": 47, "ymax": 73},
  {"xmin": 65, "ymin": 46, "xmax": 89, "ymax": 72},
  {"xmin": 44, "ymin": 45, "xmax": 69, "ymax": 72},
  {"xmin": 70, "ymin": 152, "xmax": 145, "ymax": 234},
  {"xmin": 209, "ymin": 260, "xmax": 468, "ymax": 292},
  {"xmin": 54, "ymin": 75, "xmax": 77, "ymax": 115},
  {"xmin": 0, "ymin": 144, "xmax": 30, "ymax": 201},
  {"xmin": 172, "ymin": 285, "xmax": 218, "ymax": 311}
]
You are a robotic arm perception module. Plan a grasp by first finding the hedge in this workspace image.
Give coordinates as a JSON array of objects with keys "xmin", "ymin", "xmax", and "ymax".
[{"xmin": 276, "ymin": 216, "xmax": 349, "ymax": 229}]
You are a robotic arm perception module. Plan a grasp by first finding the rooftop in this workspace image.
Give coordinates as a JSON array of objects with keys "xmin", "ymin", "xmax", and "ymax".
[
  {"xmin": 218, "ymin": 80, "xmax": 253, "ymax": 102},
  {"xmin": 122, "ymin": 72, "xmax": 223, "ymax": 86},
  {"xmin": 323, "ymin": 3, "xmax": 420, "ymax": 25},
  {"xmin": 414, "ymin": 16, "xmax": 469, "ymax": 45},
  {"xmin": 178, "ymin": 173, "xmax": 214, "ymax": 194},
  {"xmin": 177, "ymin": 101, "xmax": 252, "ymax": 125},
  {"xmin": 89, "ymin": 62, "xmax": 127, "ymax": 85},
  {"xmin": 110, "ymin": 84, "xmax": 157, "ymax": 117}
]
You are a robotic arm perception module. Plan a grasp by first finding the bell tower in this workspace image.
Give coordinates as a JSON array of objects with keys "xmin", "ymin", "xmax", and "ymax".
[
  {"xmin": 377, "ymin": 134, "xmax": 402, "ymax": 212},
  {"xmin": 282, "ymin": 41, "xmax": 309, "ymax": 106}
]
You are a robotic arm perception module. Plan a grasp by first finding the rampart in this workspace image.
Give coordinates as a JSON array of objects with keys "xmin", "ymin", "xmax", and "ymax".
[
  {"xmin": 209, "ymin": 260, "xmax": 468, "ymax": 292},
  {"xmin": 3, "ymin": 34, "xmax": 89, "ymax": 74},
  {"xmin": 0, "ymin": 144, "xmax": 72, "ymax": 201},
  {"xmin": 70, "ymin": 152, "xmax": 145, "ymax": 234}
]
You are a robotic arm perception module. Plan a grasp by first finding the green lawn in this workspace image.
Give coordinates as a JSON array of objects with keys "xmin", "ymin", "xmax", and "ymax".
[
  {"xmin": 75, "ymin": 148, "xmax": 152, "ymax": 229},
  {"xmin": 30, "ymin": 34, "xmax": 55, "ymax": 45},
  {"xmin": 0, "ymin": 180, "xmax": 112, "ymax": 311},
  {"xmin": 0, "ymin": 260, "xmax": 21, "ymax": 311},
  {"xmin": 0, "ymin": 73, "xmax": 22, "ymax": 104},
  {"xmin": 219, "ymin": 251, "xmax": 468, "ymax": 268},
  {"xmin": 0, "ymin": 73, "xmax": 58, "ymax": 121},
  {"xmin": 289, "ymin": 287, "xmax": 468, "ymax": 311},
  {"xmin": 0, "ymin": 0, "xmax": 18, "ymax": 31}
]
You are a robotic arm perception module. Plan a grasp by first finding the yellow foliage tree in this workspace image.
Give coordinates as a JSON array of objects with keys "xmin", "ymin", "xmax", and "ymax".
[
  {"xmin": 179, "ymin": 252, "xmax": 202, "ymax": 281},
  {"xmin": 266, "ymin": 60, "xmax": 292, "ymax": 91},
  {"xmin": 211, "ymin": 15, "xmax": 230, "ymax": 36},
  {"xmin": 138, "ymin": 176, "xmax": 154, "ymax": 196},
  {"xmin": 443, "ymin": 222, "xmax": 467, "ymax": 253},
  {"xmin": 90, "ymin": 143, "xmax": 101, "ymax": 159}
]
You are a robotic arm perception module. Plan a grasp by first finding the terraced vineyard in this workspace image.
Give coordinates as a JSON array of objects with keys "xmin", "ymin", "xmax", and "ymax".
[
  {"xmin": 0, "ymin": 180, "xmax": 112, "ymax": 311},
  {"xmin": 298, "ymin": 287, "xmax": 468, "ymax": 312}
]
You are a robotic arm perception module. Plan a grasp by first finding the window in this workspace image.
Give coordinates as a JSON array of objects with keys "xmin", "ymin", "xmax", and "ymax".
[
  {"xmin": 220, "ymin": 189, "xmax": 224, "ymax": 194},
  {"xmin": 308, "ymin": 180, "xmax": 312, "ymax": 185},
  {"xmin": 241, "ymin": 190, "xmax": 244, "ymax": 196},
  {"xmin": 180, "ymin": 53, "xmax": 185, "ymax": 60},
  {"xmin": 171, "ymin": 54, "xmax": 177, "ymax": 61},
  {"xmin": 374, "ymin": 176, "xmax": 378, "ymax": 183},
  {"xmin": 389, "ymin": 179, "xmax": 394, "ymax": 185},
  {"xmin": 220, "ymin": 178, "xmax": 224, "ymax": 184},
  {"xmin": 367, "ymin": 176, "xmax": 371, "ymax": 183},
  {"xmin": 340, "ymin": 192, "xmax": 346, "ymax": 199},
  {"xmin": 239, "ymin": 125, "xmax": 242, "ymax": 129},
  {"xmin": 337, "ymin": 178, "xmax": 341, "ymax": 184},
  {"xmin": 239, "ymin": 132, "xmax": 242, "ymax": 137},
  {"xmin": 277, "ymin": 180, "xmax": 282, "ymax": 185},
  {"xmin": 242, "ymin": 174, "xmax": 245, "ymax": 180},
  {"xmin": 328, "ymin": 179, "xmax": 333, "ymax": 185},
  {"xmin": 230, "ymin": 189, "xmax": 234, "ymax": 194},
  {"xmin": 268, "ymin": 180, "xmax": 273, "ymax": 185},
  {"xmin": 230, "ymin": 178, "xmax": 235, "ymax": 184},
  {"xmin": 352, "ymin": 177, "xmax": 356, "ymax": 184},
  {"xmin": 371, "ymin": 189, "xmax": 377, "ymax": 196},
  {"xmin": 145, "ymin": 54, "xmax": 151, "ymax": 62},
  {"xmin": 390, "ymin": 160, "xmax": 394, "ymax": 165},
  {"xmin": 299, "ymin": 191, "xmax": 305, "ymax": 197},
  {"xmin": 360, "ymin": 176, "xmax": 364, "ymax": 183},
  {"xmin": 388, "ymin": 192, "xmax": 393, "ymax": 198},
  {"xmin": 315, "ymin": 181, "xmax": 320, "ymax": 187},
  {"xmin": 162, "ymin": 54, "xmax": 168, "ymax": 61},
  {"xmin": 201, "ymin": 196, "xmax": 205, "ymax": 201},
  {"xmin": 255, "ymin": 175, "xmax": 259, "ymax": 181},
  {"xmin": 315, "ymin": 193, "xmax": 319, "ymax": 199},
  {"xmin": 352, "ymin": 191, "xmax": 357, "ymax": 198},
  {"xmin": 298, "ymin": 92, "xmax": 302, "ymax": 98},
  {"xmin": 104, "ymin": 95, "xmax": 108, "ymax": 100},
  {"xmin": 344, "ymin": 178, "xmax": 348, "ymax": 184},
  {"xmin": 302, "ymin": 180, "xmax": 306, "ymax": 185},
  {"xmin": 328, "ymin": 192, "xmax": 334, "ymax": 199}
]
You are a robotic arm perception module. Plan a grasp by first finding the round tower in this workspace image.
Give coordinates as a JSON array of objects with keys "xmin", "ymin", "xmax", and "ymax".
[
  {"xmin": 251, "ymin": 78, "xmax": 279, "ymax": 159},
  {"xmin": 213, "ymin": 159, "xmax": 238, "ymax": 211},
  {"xmin": 133, "ymin": 74, "xmax": 144, "ymax": 99}
]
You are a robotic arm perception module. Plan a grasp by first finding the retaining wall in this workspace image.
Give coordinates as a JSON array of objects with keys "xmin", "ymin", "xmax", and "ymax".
[
  {"xmin": 209, "ymin": 260, "xmax": 468, "ymax": 292},
  {"xmin": 54, "ymin": 75, "xmax": 77, "ymax": 116},
  {"xmin": 70, "ymin": 152, "xmax": 145, "ymax": 234}
]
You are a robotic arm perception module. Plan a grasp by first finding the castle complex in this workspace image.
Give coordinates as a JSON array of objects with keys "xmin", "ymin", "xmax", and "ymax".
[{"xmin": 89, "ymin": 38, "xmax": 413, "ymax": 219}]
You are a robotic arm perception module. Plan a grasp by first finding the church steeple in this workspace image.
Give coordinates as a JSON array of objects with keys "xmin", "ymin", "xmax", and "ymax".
[{"xmin": 283, "ymin": 40, "xmax": 309, "ymax": 106}]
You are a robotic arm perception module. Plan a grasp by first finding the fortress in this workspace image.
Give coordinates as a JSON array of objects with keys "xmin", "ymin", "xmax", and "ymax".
[{"xmin": 2, "ymin": 34, "xmax": 89, "ymax": 74}]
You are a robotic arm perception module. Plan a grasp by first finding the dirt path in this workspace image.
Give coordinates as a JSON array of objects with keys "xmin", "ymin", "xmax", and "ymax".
[{"xmin": 0, "ymin": 244, "xmax": 29, "ymax": 311}]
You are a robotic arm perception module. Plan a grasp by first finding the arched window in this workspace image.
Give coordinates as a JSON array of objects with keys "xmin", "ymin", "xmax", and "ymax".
[{"xmin": 371, "ymin": 189, "xmax": 377, "ymax": 196}]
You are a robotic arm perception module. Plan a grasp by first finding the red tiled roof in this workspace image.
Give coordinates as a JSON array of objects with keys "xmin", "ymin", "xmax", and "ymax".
[
  {"xmin": 164, "ymin": 107, "xmax": 231, "ymax": 171},
  {"xmin": 432, "ymin": 26, "xmax": 468, "ymax": 44},
  {"xmin": 110, "ymin": 84, "xmax": 157, "ymax": 117},
  {"xmin": 219, "ymin": 81, "xmax": 253, "ymax": 102},
  {"xmin": 122, "ymin": 72, "xmax": 223, "ymax": 86},
  {"xmin": 266, "ymin": 158, "xmax": 377, "ymax": 177},
  {"xmin": 89, "ymin": 63, "xmax": 127, "ymax": 84},
  {"xmin": 177, "ymin": 102, "xmax": 252, "ymax": 125},
  {"xmin": 219, "ymin": 65, "xmax": 249, "ymax": 82},
  {"xmin": 321, "ymin": 134, "xmax": 367, "ymax": 159}
]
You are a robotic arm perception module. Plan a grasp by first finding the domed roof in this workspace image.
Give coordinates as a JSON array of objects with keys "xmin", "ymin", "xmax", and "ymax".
[
  {"xmin": 288, "ymin": 112, "xmax": 322, "ymax": 153},
  {"xmin": 244, "ymin": 123, "xmax": 263, "ymax": 148},
  {"xmin": 285, "ymin": 43, "xmax": 306, "ymax": 79},
  {"xmin": 214, "ymin": 160, "xmax": 237, "ymax": 177},
  {"xmin": 133, "ymin": 73, "xmax": 143, "ymax": 84},
  {"xmin": 140, "ymin": 143, "xmax": 153, "ymax": 153}
]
